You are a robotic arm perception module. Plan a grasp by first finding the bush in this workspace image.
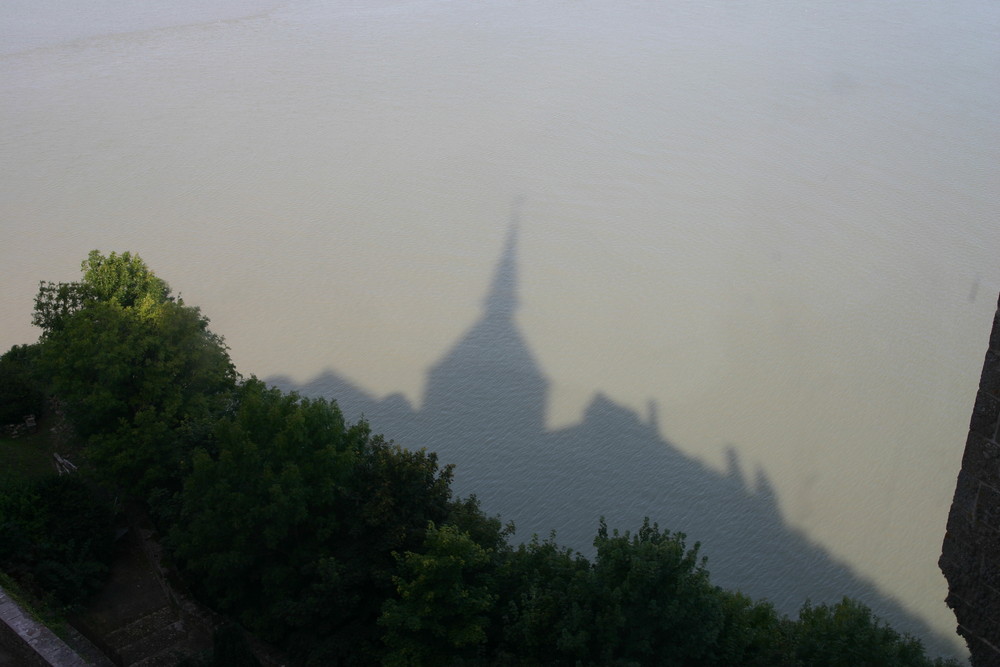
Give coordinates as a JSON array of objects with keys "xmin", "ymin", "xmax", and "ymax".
[
  {"xmin": 0, "ymin": 344, "xmax": 45, "ymax": 425},
  {"xmin": 0, "ymin": 475, "xmax": 114, "ymax": 607},
  {"xmin": 792, "ymin": 598, "xmax": 962, "ymax": 667}
]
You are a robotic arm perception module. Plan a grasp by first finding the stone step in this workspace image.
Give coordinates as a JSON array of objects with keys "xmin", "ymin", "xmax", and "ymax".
[
  {"xmin": 131, "ymin": 646, "xmax": 195, "ymax": 667},
  {"xmin": 118, "ymin": 620, "xmax": 187, "ymax": 665},
  {"xmin": 105, "ymin": 606, "xmax": 176, "ymax": 650}
]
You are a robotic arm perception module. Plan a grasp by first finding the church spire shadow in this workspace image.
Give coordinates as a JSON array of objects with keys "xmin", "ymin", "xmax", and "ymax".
[
  {"xmin": 266, "ymin": 206, "xmax": 961, "ymax": 660},
  {"xmin": 421, "ymin": 204, "xmax": 547, "ymax": 438}
]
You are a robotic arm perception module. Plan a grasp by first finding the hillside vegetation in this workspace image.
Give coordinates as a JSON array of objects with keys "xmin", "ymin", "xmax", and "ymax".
[{"xmin": 0, "ymin": 251, "xmax": 962, "ymax": 666}]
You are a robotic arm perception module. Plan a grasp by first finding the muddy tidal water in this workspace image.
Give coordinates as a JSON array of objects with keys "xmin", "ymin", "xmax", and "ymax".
[{"xmin": 3, "ymin": 0, "xmax": 999, "ymax": 658}]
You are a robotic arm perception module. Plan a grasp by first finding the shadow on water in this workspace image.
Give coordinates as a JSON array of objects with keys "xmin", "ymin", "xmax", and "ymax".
[{"xmin": 269, "ymin": 215, "xmax": 958, "ymax": 659}]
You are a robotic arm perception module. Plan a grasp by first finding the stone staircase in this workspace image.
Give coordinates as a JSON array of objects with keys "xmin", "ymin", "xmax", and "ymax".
[
  {"xmin": 103, "ymin": 605, "xmax": 195, "ymax": 666},
  {"xmin": 71, "ymin": 513, "xmax": 213, "ymax": 666},
  {"xmin": 72, "ymin": 507, "xmax": 286, "ymax": 666}
]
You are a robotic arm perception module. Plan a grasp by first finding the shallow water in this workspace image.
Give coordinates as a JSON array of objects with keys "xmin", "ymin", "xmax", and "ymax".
[{"xmin": 2, "ymin": 0, "xmax": 998, "ymax": 658}]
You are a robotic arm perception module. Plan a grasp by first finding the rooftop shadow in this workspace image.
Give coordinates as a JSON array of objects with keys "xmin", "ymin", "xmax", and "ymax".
[{"xmin": 269, "ymin": 212, "xmax": 959, "ymax": 659}]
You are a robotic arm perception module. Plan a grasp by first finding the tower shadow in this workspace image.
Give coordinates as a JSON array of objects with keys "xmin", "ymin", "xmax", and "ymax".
[{"xmin": 269, "ymin": 214, "xmax": 959, "ymax": 659}]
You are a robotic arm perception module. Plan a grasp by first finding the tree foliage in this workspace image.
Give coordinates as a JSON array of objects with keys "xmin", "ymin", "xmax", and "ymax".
[
  {"xmin": 586, "ymin": 518, "xmax": 725, "ymax": 665},
  {"xmin": 32, "ymin": 250, "xmax": 171, "ymax": 335},
  {"xmin": 380, "ymin": 523, "xmax": 497, "ymax": 666},
  {"xmin": 169, "ymin": 378, "xmax": 459, "ymax": 665},
  {"xmin": 0, "ymin": 476, "xmax": 113, "ymax": 607},
  {"xmin": 709, "ymin": 591, "xmax": 795, "ymax": 666},
  {"xmin": 487, "ymin": 519, "xmax": 730, "ymax": 665},
  {"xmin": 78, "ymin": 249, "xmax": 171, "ymax": 310},
  {"xmin": 792, "ymin": 598, "xmax": 954, "ymax": 667},
  {"xmin": 0, "ymin": 343, "xmax": 45, "ymax": 424},
  {"xmin": 31, "ymin": 280, "xmax": 87, "ymax": 336},
  {"xmin": 169, "ymin": 380, "xmax": 360, "ymax": 622},
  {"xmin": 34, "ymin": 251, "xmax": 236, "ymax": 498},
  {"xmin": 493, "ymin": 535, "xmax": 592, "ymax": 663},
  {"xmin": 8, "ymin": 251, "xmax": 964, "ymax": 667}
]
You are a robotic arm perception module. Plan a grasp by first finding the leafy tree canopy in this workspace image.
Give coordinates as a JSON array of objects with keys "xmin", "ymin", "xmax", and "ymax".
[
  {"xmin": 380, "ymin": 523, "xmax": 497, "ymax": 666},
  {"xmin": 575, "ymin": 519, "xmax": 726, "ymax": 665},
  {"xmin": 0, "ymin": 343, "xmax": 45, "ymax": 424},
  {"xmin": 169, "ymin": 378, "xmax": 460, "ymax": 665},
  {"xmin": 0, "ymin": 476, "xmax": 114, "ymax": 607},
  {"xmin": 170, "ymin": 379, "xmax": 360, "ymax": 619},
  {"xmin": 792, "ymin": 598, "xmax": 950, "ymax": 667},
  {"xmin": 79, "ymin": 249, "xmax": 171, "ymax": 310},
  {"xmin": 33, "ymin": 251, "xmax": 236, "ymax": 498},
  {"xmin": 33, "ymin": 250, "xmax": 171, "ymax": 335},
  {"xmin": 10, "ymin": 251, "xmax": 965, "ymax": 667}
]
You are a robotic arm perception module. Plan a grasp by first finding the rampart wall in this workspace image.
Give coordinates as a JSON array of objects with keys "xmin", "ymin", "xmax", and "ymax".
[
  {"xmin": 0, "ymin": 585, "xmax": 88, "ymax": 666},
  {"xmin": 941, "ymin": 292, "xmax": 1000, "ymax": 666}
]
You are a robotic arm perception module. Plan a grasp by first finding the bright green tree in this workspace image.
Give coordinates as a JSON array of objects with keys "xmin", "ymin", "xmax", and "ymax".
[
  {"xmin": 78, "ymin": 249, "xmax": 171, "ymax": 310},
  {"xmin": 33, "ymin": 250, "xmax": 171, "ymax": 335}
]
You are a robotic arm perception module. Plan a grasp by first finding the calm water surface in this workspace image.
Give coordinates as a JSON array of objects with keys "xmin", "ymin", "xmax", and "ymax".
[{"xmin": 2, "ymin": 0, "xmax": 999, "ymax": 658}]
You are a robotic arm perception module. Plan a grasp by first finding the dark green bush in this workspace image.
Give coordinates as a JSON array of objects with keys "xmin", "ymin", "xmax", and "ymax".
[
  {"xmin": 0, "ymin": 344, "xmax": 45, "ymax": 425},
  {"xmin": 0, "ymin": 475, "xmax": 113, "ymax": 607}
]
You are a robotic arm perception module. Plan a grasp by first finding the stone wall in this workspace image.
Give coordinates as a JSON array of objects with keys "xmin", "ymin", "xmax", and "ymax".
[
  {"xmin": 940, "ymin": 292, "xmax": 1000, "ymax": 666},
  {"xmin": 0, "ymin": 585, "xmax": 89, "ymax": 666}
]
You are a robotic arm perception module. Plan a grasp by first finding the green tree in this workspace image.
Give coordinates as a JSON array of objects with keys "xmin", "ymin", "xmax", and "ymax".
[
  {"xmin": 40, "ymin": 300, "xmax": 235, "ymax": 497},
  {"xmin": 708, "ymin": 590, "xmax": 795, "ymax": 666},
  {"xmin": 445, "ymin": 494, "xmax": 511, "ymax": 557},
  {"xmin": 0, "ymin": 344, "xmax": 45, "ymax": 424},
  {"xmin": 169, "ymin": 380, "xmax": 359, "ymax": 623},
  {"xmin": 791, "ymin": 598, "xmax": 962, "ymax": 667},
  {"xmin": 492, "ymin": 519, "xmax": 734, "ymax": 666},
  {"xmin": 0, "ymin": 476, "xmax": 113, "ymax": 607},
  {"xmin": 32, "ymin": 250, "xmax": 171, "ymax": 335},
  {"xmin": 586, "ymin": 518, "xmax": 726, "ymax": 666},
  {"xmin": 380, "ymin": 523, "xmax": 497, "ymax": 666},
  {"xmin": 494, "ymin": 535, "xmax": 592, "ymax": 664},
  {"xmin": 31, "ymin": 280, "xmax": 87, "ymax": 336},
  {"xmin": 313, "ymin": 431, "xmax": 457, "ymax": 665},
  {"xmin": 34, "ymin": 252, "xmax": 236, "ymax": 498},
  {"xmin": 78, "ymin": 249, "xmax": 171, "ymax": 310},
  {"xmin": 170, "ymin": 379, "xmax": 458, "ymax": 665},
  {"xmin": 211, "ymin": 622, "xmax": 262, "ymax": 667}
]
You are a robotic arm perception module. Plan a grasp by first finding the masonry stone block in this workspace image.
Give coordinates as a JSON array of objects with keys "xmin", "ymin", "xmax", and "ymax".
[
  {"xmin": 962, "ymin": 633, "xmax": 1000, "ymax": 667},
  {"xmin": 970, "ymin": 391, "xmax": 1000, "ymax": 440},
  {"xmin": 991, "ymin": 308, "xmax": 1000, "ymax": 351},
  {"xmin": 957, "ymin": 601, "xmax": 1000, "ymax": 649},
  {"xmin": 941, "ymin": 295, "xmax": 1000, "ymax": 665},
  {"xmin": 981, "ymin": 350, "xmax": 1000, "ymax": 400},
  {"xmin": 946, "ymin": 502, "xmax": 976, "ymax": 546},
  {"xmin": 982, "ymin": 543, "xmax": 1000, "ymax": 592},
  {"xmin": 976, "ymin": 483, "xmax": 1000, "ymax": 531},
  {"xmin": 946, "ymin": 590, "xmax": 969, "ymax": 616},
  {"xmin": 941, "ymin": 528, "xmax": 976, "ymax": 575},
  {"xmin": 951, "ymin": 571, "xmax": 993, "ymax": 612},
  {"xmin": 962, "ymin": 432, "xmax": 1000, "ymax": 491},
  {"xmin": 951, "ymin": 469, "xmax": 980, "ymax": 522}
]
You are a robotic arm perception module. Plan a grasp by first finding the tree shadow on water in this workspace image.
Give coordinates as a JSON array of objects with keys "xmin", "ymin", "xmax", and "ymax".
[{"xmin": 269, "ymin": 217, "xmax": 959, "ymax": 659}]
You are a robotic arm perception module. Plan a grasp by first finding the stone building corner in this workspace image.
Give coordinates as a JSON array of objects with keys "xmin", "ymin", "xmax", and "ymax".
[{"xmin": 940, "ymin": 292, "xmax": 1000, "ymax": 666}]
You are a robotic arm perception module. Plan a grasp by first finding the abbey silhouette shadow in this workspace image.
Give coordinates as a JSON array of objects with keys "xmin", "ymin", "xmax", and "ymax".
[{"xmin": 270, "ymin": 216, "xmax": 958, "ymax": 659}]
